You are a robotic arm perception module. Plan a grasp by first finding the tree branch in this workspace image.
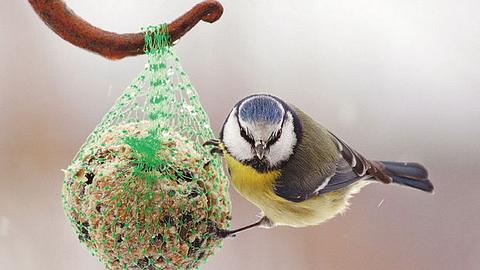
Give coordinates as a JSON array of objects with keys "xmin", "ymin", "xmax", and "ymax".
[{"xmin": 28, "ymin": 0, "xmax": 224, "ymax": 60}]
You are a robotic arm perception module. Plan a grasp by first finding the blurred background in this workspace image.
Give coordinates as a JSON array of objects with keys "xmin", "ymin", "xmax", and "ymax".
[{"xmin": 1, "ymin": 0, "xmax": 479, "ymax": 269}]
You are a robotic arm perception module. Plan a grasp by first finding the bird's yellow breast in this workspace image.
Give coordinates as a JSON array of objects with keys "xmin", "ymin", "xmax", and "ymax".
[
  {"xmin": 224, "ymin": 153, "xmax": 364, "ymax": 227},
  {"xmin": 224, "ymin": 153, "xmax": 280, "ymax": 204}
]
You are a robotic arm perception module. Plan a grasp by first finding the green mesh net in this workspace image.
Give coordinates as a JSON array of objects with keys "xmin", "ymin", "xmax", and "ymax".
[{"xmin": 62, "ymin": 24, "xmax": 231, "ymax": 270}]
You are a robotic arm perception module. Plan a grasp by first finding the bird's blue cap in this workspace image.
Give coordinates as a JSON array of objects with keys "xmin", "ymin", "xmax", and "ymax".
[{"xmin": 238, "ymin": 95, "xmax": 284, "ymax": 124}]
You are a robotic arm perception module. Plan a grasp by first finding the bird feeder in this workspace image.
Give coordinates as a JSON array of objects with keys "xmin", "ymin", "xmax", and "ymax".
[{"xmin": 29, "ymin": 1, "xmax": 231, "ymax": 269}]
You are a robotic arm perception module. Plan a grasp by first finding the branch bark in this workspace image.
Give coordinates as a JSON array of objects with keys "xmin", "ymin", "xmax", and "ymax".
[{"xmin": 28, "ymin": 0, "xmax": 224, "ymax": 60}]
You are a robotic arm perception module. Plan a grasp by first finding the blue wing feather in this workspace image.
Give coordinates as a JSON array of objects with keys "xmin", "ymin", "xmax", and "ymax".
[{"xmin": 317, "ymin": 158, "xmax": 367, "ymax": 194}]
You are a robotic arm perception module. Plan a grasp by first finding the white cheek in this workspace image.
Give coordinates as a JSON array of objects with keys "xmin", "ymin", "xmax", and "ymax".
[
  {"xmin": 223, "ymin": 110, "xmax": 254, "ymax": 161},
  {"xmin": 267, "ymin": 113, "xmax": 296, "ymax": 166}
]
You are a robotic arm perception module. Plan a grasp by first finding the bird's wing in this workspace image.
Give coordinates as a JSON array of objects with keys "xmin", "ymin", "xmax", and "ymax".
[
  {"xmin": 315, "ymin": 157, "xmax": 366, "ymax": 194},
  {"xmin": 273, "ymin": 155, "xmax": 365, "ymax": 202},
  {"xmin": 329, "ymin": 132, "xmax": 393, "ymax": 184},
  {"xmin": 272, "ymin": 160, "xmax": 336, "ymax": 202},
  {"xmin": 272, "ymin": 106, "xmax": 391, "ymax": 203},
  {"xmin": 315, "ymin": 132, "xmax": 395, "ymax": 195},
  {"xmin": 328, "ymin": 132, "xmax": 370, "ymax": 177},
  {"xmin": 273, "ymin": 131, "xmax": 382, "ymax": 202}
]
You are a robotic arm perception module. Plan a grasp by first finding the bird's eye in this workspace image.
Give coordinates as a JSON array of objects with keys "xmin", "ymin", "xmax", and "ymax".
[
  {"xmin": 239, "ymin": 126, "xmax": 255, "ymax": 144},
  {"xmin": 240, "ymin": 126, "xmax": 247, "ymax": 136},
  {"xmin": 271, "ymin": 130, "xmax": 281, "ymax": 140},
  {"xmin": 267, "ymin": 129, "xmax": 282, "ymax": 147}
]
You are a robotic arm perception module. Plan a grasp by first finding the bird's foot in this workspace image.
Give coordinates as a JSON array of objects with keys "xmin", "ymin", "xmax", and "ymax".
[
  {"xmin": 207, "ymin": 221, "xmax": 236, "ymax": 239},
  {"xmin": 208, "ymin": 217, "xmax": 274, "ymax": 239},
  {"xmin": 203, "ymin": 139, "xmax": 224, "ymax": 156},
  {"xmin": 214, "ymin": 228, "xmax": 238, "ymax": 239}
]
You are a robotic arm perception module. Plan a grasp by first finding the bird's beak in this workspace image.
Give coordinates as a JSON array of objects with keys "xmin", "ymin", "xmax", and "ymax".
[{"xmin": 254, "ymin": 141, "xmax": 267, "ymax": 160}]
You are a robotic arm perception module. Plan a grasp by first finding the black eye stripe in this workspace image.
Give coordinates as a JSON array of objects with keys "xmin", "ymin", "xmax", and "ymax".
[
  {"xmin": 268, "ymin": 131, "xmax": 277, "ymax": 141},
  {"xmin": 266, "ymin": 129, "xmax": 282, "ymax": 148},
  {"xmin": 267, "ymin": 114, "xmax": 286, "ymax": 147},
  {"xmin": 239, "ymin": 126, "xmax": 255, "ymax": 145},
  {"xmin": 236, "ymin": 109, "xmax": 255, "ymax": 145},
  {"xmin": 236, "ymin": 107, "xmax": 287, "ymax": 148}
]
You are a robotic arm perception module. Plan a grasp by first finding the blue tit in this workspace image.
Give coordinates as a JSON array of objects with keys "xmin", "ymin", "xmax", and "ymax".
[{"xmin": 205, "ymin": 94, "xmax": 433, "ymax": 238}]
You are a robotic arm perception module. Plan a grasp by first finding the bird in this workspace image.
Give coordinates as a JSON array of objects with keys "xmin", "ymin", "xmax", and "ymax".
[{"xmin": 204, "ymin": 94, "xmax": 434, "ymax": 238}]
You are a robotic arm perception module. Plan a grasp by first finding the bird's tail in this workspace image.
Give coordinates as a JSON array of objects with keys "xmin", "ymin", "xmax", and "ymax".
[{"xmin": 378, "ymin": 161, "xmax": 434, "ymax": 193}]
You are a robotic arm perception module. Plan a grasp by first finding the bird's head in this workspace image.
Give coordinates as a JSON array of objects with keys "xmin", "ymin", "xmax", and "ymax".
[{"xmin": 220, "ymin": 94, "xmax": 301, "ymax": 172}]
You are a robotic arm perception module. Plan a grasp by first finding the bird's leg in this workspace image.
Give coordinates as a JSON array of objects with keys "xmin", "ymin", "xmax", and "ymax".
[
  {"xmin": 212, "ymin": 216, "xmax": 273, "ymax": 238},
  {"xmin": 203, "ymin": 139, "xmax": 224, "ymax": 156}
]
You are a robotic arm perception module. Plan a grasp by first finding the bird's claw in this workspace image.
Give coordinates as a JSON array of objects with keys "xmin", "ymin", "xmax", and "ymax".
[
  {"xmin": 203, "ymin": 139, "xmax": 221, "ymax": 147},
  {"xmin": 207, "ymin": 221, "xmax": 236, "ymax": 239},
  {"xmin": 215, "ymin": 228, "xmax": 237, "ymax": 239},
  {"xmin": 203, "ymin": 139, "xmax": 224, "ymax": 156}
]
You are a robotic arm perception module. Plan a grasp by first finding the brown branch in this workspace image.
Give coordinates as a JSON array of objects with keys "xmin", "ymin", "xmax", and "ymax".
[{"xmin": 28, "ymin": 0, "xmax": 224, "ymax": 60}]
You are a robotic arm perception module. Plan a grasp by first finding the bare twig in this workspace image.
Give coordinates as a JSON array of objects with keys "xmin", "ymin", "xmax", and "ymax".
[{"xmin": 28, "ymin": 0, "xmax": 224, "ymax": 60}]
